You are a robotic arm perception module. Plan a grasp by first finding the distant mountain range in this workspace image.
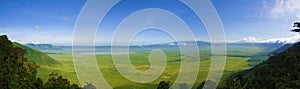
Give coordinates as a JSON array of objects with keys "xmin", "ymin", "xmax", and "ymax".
[
  {"xmin": 18, "ymin": 35, "xmax": 300, "ymax": 46},
  {"xmin": 25, "ymin": 43, "xmax": 62, "ymax": 50},
  {"xmin": 24, "ymin": 40, "xmax": 287, "ymax": 56},
  {"xmin": 24, "ymin": 40, "xmax": 284, "ymax": 48}
]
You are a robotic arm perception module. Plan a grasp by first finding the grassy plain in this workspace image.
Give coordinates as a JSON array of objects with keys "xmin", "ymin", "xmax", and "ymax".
[{"xmin": 35, "ymin": 52, "xmax": 251, "ymax": 89}]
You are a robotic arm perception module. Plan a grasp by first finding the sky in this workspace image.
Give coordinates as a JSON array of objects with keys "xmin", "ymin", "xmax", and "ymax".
[{"xmin": 1, "ymin": 0, "xmax": 300, "ymax": 45}]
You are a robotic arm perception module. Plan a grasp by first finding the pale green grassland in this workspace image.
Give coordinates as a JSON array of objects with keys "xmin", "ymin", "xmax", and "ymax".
[{"xmin": 36, "ymin": 52, "xmax": 251, "ymax": 89}]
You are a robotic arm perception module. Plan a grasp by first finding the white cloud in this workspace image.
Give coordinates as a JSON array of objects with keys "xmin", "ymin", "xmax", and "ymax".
[
  {"xmin": 11, "ymin": 40, "xmax": 49, "ymax": 44},
  {"xmin": 239, "ymin": 35, "xmax": 300, "ymax": 44},
  {"xmin": 30, "ymin": 41, "xmax": 48, "ymax": 44},
  {"xmin": 63, "ymin": 16, "xmax": 69, "ymax": 21},
  {"xmin": 266, "ymin": 0, "xmax": 300, "ymax": 21},
  {"xmin": 11, "ymin": 40, "xmax": 27, "ymax": 44},
  {"xmin": 194, "ymin": 36, "xmax": 201, "ymax": 41},
  {"xmin": 239, "ymin": 37, "xmax": 262, "ymax": 43},
  {"xmin": 34, "ymin": 25, "xmax": 41, "ymax": 30},
  {"xmin": 0, "ymin": 27, "xmax": 74, "ymax": 45},
  {"xmin": 261, "ymin": 35, "xmax": 300, "ymax": 43}
]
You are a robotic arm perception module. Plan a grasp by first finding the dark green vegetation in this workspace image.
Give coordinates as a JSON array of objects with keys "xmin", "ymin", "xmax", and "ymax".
[
  {"xmin": 220, "ymin": 42, "xmax": 300, "ymax": 89},
  {"xmin": 157, "ymin": 81, "xmax": 171, "ymax": 89},
  {"xmin": 83, "ymin": 82, "xmax": 97, "ymax": 89},
  {"xmin": 197, "ymin": 80, "xmax": 217, "ymax": 89},
  {"xmin": 43, "ymin": 72, "xmax": 81, "ymax": 89},
  {"xmin": 0, "ymin": 35, "xmax": 81, "ymax": 89},
  {"xmin": 0, "ymin": 35, "xmax": 41, "ymax": 88}
]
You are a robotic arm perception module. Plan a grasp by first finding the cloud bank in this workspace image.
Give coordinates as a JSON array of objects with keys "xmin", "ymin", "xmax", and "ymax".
[
  {"xmin": 34, "ymin": 25, "xmax": 41, "ymax": 30},
  {"xmin": 265, "ymin": 0, "xmax": 300, "ymax": 21},
  {"xmin": 239, "ymin": 35, "xmax": 300, "ymax": 44}
]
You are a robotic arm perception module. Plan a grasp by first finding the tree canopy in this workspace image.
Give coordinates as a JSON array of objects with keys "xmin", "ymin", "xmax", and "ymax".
[
  {"xmin": 0, "ymin": 35, "xmax": 81, "ymax": 89},
  {"xmin": 220, "ymin": 42, "xmax": 300, "ymax": 89}
]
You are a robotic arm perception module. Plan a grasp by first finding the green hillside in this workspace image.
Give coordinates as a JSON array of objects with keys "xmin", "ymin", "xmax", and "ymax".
[
  {"xmin": 12, "ymin": 43, "xmax": 79, "ymax": 84},
  {"xmin": 221, "ymin": 42, "xmax": 300, "ymax": 89},
  {"xmin": 13, "ymin": 42, "xmax": 60, "ymax": 66},
  {"xmin": 0, "ymin": 35, "xmax": 81, "ymax": 88}
]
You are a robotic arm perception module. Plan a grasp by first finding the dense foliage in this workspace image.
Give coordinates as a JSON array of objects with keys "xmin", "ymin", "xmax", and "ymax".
[
  {"xmin": 0, "ymin": 35, "xmax": 42, "ymax": 89},
  {"xmin": 0, "ymin": 35, "xmax": 80, "ymax": 89},
  {"xmin": 157, "ymin": 81, "xmax": 170, "ymax": 89},
  {"xmin": 83, "ymin": 82, "xmax": 96, "ymax": 89},
  {"xmin": 43, "ymin": 72, "xmax": 81, "ymax": 89},
  {"xmin": 197, "ymin": 80, "xmax": 217, "ymax": 89},
  {"xmin": 221, "ymin": 42, "xmax": 300, "ymax": 89}
]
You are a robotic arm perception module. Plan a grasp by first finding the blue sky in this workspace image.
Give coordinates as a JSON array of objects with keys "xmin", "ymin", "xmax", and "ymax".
[{"xmin": 1, "ymin": 0, "xmax": 300, "ymax": 45}]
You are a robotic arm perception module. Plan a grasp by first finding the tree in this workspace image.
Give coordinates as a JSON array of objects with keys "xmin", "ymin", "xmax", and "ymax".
[
  {"xmin": 157, "ymin": 81, "xmax": 171, "ymax": 89},
  {"xmin": 197, "ymin": 80, "xmax": 217, "ymax": 89},
  {"xmin": 43, "ymin": 72, "xmax": 81, "ymax": 89},
  {"xmin": 0, "ymin": 35, "xmax": 82, "ymax": 89},
  {"xmin": 83, "ymin": 82, "xmax": 97, "ymax": 89},
  {"xmin": 221, "ymin": 42, "xmax": 300, "ymax": 89},
  {"xmin": 0, "ymin": 35, "xmax": 42, "ymax": 89}
]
